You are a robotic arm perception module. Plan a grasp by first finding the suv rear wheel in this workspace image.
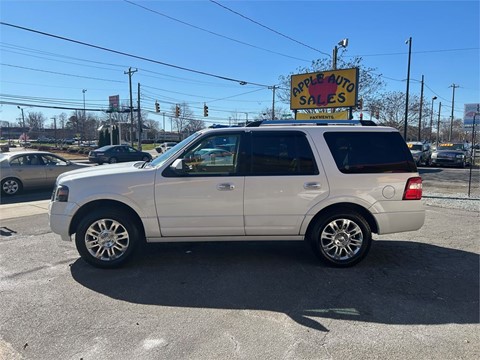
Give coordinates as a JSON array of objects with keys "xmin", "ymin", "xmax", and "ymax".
[
  {"xmin": 308, "ymin": 209, "xmax": 372, "ymax": 267},
  {"xmin": 75, "ymin": 208, "xmax": 140, "ymax": 268}
]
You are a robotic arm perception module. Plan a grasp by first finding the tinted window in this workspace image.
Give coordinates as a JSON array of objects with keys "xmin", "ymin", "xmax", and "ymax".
[
  {"xmin": 324, "ymin": 131, "xmax": 416, "ymax": 173},
  {"xmin": 169, "ymin": 133, "xmax": 241, "ymax": 176},
  {"xmin": 249, "ymin": 131, "xmax": 318, "ymax": 175}
]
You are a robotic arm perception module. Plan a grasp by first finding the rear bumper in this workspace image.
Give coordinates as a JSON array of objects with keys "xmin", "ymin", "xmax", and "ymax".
[{"xmin": 371, "ymin": 200, "xmax": 425, "ymax": 235}]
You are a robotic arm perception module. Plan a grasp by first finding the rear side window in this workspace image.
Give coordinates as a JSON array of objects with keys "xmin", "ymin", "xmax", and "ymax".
[
  {"xmin": 324, "ymin": 131, "xmax": 416, "ymax": 173},
  {"xmin": 249, "ymin": 131, "xmax": 318, "ymax": 175}
]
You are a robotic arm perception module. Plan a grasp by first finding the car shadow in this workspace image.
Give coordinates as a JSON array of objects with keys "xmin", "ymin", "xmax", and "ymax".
[
  {"xmin": 70, "ymin": 240, "xmax": 479, "ymax": 332},
  {"xmin": 0, "ymin": 189, "xmax": 52, "ymax": 204}
]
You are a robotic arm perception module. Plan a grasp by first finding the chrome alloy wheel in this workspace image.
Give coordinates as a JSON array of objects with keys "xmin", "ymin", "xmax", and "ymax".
[
  {"xmin": 320, "ymin": 219, "xmax": 363, "ymax": 261},
  {"xmin": 84, "ymin": 219, "xmax": 130, "ymax": 261},
  {"xmin": 2, "ymin": 179, "xmax": 20, "ymax": 195}
]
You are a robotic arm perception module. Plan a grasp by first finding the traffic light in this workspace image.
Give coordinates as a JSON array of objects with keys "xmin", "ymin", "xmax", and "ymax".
[
  {"xmin": 155, "ymin": 101, "xmax": 160, "ymax": 113},
  {"xmin": 359, "ymin": 112, "xmax": 363, "ymax": 120},
  {"xmin": 203, "ymin": 103, "xmax": 209, "ymax": 117},
  {"xmin": 375, "ymin": 110, "xmax": 380, "ymax": 119},
  {"xmin": 175, "ymin": 104, "xmax": 180, "ymax": 117},
  {"xmin": 357, "ymin": 98, "xmax": 363, "ymax": 110}
]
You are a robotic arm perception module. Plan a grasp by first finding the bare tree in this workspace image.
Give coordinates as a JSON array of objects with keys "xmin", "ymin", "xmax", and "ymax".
[
  {"xmin": 143, "ymin": 119, "xmax": 161, "ymax": 140},
  {"xmin": 184, "ymin": 118, "xmax": 205, "ymax": 133},
  {"xmin": 26, "ymin": 111, "xmax": 46, "ymax": 129},
  {"xmin": 254, "ymin": 106, "xmax": 290, "ymax": 121}
]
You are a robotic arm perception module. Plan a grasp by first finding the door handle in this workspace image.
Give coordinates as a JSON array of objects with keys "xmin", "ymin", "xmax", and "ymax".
[
  {"xmin": 217, "ymin": 183, "xmax": 235, "ymax": 191},
  {"xmin": 304, "ymin": 182, "xmax": 322, "ymax": 190}
]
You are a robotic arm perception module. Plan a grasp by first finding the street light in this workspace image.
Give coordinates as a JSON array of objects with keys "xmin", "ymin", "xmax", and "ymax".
[
  {"xmin": 404, "ymin": 37, "xmax": 412, "ymax": 140},
  {"xmin": 17, "ymin": 105, "xmax": 26, "ymax": 146},
  {"xmin": 429, "ymin": 96, "xmax": 437, "ymax": 142},
  {"xmin": 332, "ymin": 38, "xmax": 348, "ymax": 70}
]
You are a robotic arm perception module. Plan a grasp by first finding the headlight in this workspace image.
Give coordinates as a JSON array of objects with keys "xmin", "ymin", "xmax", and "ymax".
[
  {"xmin": 53, "ymin": 185, "xmax": 69, "ymax": 202},
  {"xmin": 456, "ymin": 154, "xmax": 464, "ymax": 159}
]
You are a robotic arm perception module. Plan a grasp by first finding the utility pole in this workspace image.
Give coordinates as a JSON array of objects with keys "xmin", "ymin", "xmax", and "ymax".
[
  {"xmin": 82, "ymin": 89, "xmax": 87, "ymax": 144},
  {"xmin": 269, "ymin": 85, "xmax": 277, "ymax": 119},
  {"xmin": 51, "ymin": 116, "xmax": 57, "ymax": 144},
  {"xmin": 436, "ymin": 102, "xmax": 442, "ymax": 148},
  {"xmin": 404, "ymin": 37, "xmax": 412, "ymax": 140},
  {"xmin": 124, "ymin": 67, "xmax": 137, "ymax": 146},
  {"xmin": 418, "ymin": 75, "xmax": 424, "ymax": 141},
  {"xmin": 429, "ymin": 96, "xmax": 437, "ymax": 143},
  {"xmin": 449, "ymin": 83, "xmax": 459, "ymax": 141},
  {"xmin": 137, "ymin": 82, "xmax": 142, "ymax": 150}
]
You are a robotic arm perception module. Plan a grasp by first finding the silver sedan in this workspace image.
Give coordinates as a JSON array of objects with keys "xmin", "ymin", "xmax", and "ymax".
[{"xmin": 1, "ymin": 151, "xmax": 90, "ymax": 196}]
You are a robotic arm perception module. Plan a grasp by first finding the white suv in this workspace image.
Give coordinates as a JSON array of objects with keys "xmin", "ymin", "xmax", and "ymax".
[{"xmin": 49, "ymin": 121, "xmax": 425, "ymax": 268}]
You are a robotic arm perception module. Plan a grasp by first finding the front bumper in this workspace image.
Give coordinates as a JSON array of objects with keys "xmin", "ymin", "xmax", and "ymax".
[{"xmin": 48, "ymin": 201, "xmax": 78, "ymax": 241}]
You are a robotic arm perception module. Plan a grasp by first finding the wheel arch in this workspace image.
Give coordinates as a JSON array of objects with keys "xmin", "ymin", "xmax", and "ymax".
[
  {"xmin": 305, "ymin": 202, "xmax": 378, "ymax": 239},
  {"xmin": 69, "ymin": 199, "xmax": 145, "ymax": 240}
]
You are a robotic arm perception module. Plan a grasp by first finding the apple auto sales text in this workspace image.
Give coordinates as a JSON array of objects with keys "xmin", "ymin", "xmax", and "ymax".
[{"xmin": 292, "ymin": 72, "xmax": 356, "ymax": 107}]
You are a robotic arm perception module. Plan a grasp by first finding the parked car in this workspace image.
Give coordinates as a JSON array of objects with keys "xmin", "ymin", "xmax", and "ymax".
[
  {"xmin": 430, "ymin": 142, "xmax": 471, "ymax": 168},
  {"xmin": 407, "ymin": 141, "xmax": 432, "ymax": 166},
  {"xmin": 88, "ymin": 145, "xmax": 152, "ymax": 165},
  {"xmin": 1, "ymin": 151, "xmax": 90, "ymax": 196},
  {"xmin": 155, "ymin": 142, "xmax": 178, "ymax": 154},
  {"xmin": 49, "ymin": 120, "xmax": 424, "ymax": 269}
]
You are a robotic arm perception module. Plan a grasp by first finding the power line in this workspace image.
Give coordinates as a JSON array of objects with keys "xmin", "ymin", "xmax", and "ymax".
[
  {"xmin": 123, "ymin": 0, "xmax": 313, "ymax": 63},
  {"xmin": 0, "ymin": 21, "xmax": 271, "ymax": 87},
  {"xmin": 209, "ymin": 0, "xmax": 331, "ymax": 57},
  {"xmin": 1, "ymin": 63, "xmax": 125, "ymax": 83}
]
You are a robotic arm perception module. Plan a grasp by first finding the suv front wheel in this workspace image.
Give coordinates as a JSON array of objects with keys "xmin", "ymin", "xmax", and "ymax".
[
  {"xmin": 75, "ymin": 208, "xmax": 140, "ymax": 268},
  {"xmin": 308, "ymin": 209, "xmax": 372, "ymax": 267}
]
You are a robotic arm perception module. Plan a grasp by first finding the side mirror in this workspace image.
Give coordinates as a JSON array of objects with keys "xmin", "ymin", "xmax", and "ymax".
[{"xmin": 170, "ymin": 158, "xmax": 186, "ymax": 174}]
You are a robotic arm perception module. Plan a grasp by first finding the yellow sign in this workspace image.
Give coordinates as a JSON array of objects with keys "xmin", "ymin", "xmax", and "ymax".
[
  {"xmin": 296, "ymin": 111, "xmax": 350, "ymax": 120},
  {"xmin": 290, "ymin": 68, "xmax": 359, "ymax": 110}
]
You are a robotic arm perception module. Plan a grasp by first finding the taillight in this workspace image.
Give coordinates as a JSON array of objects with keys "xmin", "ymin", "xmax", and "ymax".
[{"xmin": 403, "ymin": 177, "xmax": 422, "ymax": 200}]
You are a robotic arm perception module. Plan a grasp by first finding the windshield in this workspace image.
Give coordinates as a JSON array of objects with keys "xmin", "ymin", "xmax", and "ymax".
[
  {"xmin": 150, "ymin": 132, "xmax": 201, "ymax": 167},
  {"xmin": 437, "ymin": 143, "xmax": 465, "ymax": 151}
]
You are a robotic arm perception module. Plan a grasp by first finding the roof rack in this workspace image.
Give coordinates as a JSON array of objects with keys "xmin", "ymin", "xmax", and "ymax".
[{"xmin": 246, "ymin": 119, "xmax": 376, "ymax": 127}]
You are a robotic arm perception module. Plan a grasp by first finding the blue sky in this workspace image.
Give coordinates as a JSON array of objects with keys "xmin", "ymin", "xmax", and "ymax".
[{"xmin": 1, "ymin": 0, "xmax": 479, "ymax": 131}]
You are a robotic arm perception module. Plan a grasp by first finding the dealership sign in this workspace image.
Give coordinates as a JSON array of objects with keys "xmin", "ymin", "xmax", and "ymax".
[
  {"xmin": 109, "ymin": 95, "xmax": 120, "ymax": 111},
  {"xmin": 290, "ymin": 68, "xmax": 359, "ymax": 110},
  {"xmin": 463, "ymin": 103, "xmax": 480, "ymax": 130}
]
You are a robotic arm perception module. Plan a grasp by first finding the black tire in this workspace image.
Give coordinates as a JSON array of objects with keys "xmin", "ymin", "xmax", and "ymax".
[
  {"xmin": 1, "ymin": 177, "xmax": 23, "ymax": 196},
  {"xmin": 75, "ymin": 208, "xmax": 141, "ymax": 268},
  {"xmin": 109, "ymin": 157, "xmax": 118, "ymax": 164},
  {"xmin": 307, "ymin": 209, "xmax": 372, "ymax": 267}
]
